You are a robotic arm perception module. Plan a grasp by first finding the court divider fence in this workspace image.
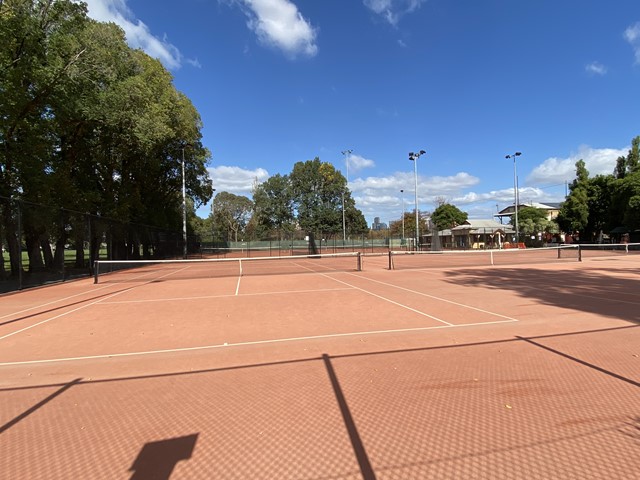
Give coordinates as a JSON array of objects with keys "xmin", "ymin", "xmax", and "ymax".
[{"xmin": 3, "ymin": 196, "xmax": 637, "ymax": 293}]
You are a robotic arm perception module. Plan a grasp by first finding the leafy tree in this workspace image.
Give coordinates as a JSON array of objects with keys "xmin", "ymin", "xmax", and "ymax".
[
  {"xmin": 584, "ymin": 175, "xmax": 615, "ymax": 241},
  {"xmin": 627, "ymin": 136, "xmax": 640, "ymax": 174},
  {"xmin": 1, "ymin": 1, "xmax": 213, "ymax": 274},
  {"xmin": 214, "ymin": 192, "xmax": 253, "ymax": 242},
  {"xmin": 556, "ymin": 160, "xmax": 590, "ymax": 236},
  {"xmin": 1, "ymin": 0, "xmax": 90, "ymax": 274},
  {"xmin": 516, "ymin": 207, "xmax": 558, "ymax": 240},
  {"xmin": 389, "ymin": 211, "xmax": 428, "ymax": 238},
  {"xmin": 252, "ymin": 173, "xmax": 295, "ymax": 238},
  {"xmin": 344, "ymin": 196, "xmax": 368, "ymax": 235},
  {"xmin": 431, "ymin": 203, "xmax": 468, "ymax": 230},
  {"xmin": 289, "ymin": 158, "xmax": 346, "ymax": 235},
  {"xmin": 612, "ymin": 173, "xmax": 640, "ymax": 231}
]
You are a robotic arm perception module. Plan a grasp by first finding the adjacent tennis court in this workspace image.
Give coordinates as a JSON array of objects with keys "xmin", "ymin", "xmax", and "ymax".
[{"xmin": 1, "ymin": 247, "xmax": 639, "ymax": 479}]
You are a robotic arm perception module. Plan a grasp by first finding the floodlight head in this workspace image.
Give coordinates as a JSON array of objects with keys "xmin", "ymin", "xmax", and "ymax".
[
  {"xmin": 400, "ymin": 189, "xmax": 404, "ymax": 193},
  {"xmin": 515, "ymin": 152, "xmax": 522, "ymax": 156},
  {"xmin": 419, "ymin": 150, "xmax": 426, "ymax": 155},
  {"xmin": 505, "ymin": 155, "xmax": 511, "ymax": 159},
  {"xmin": 409, "ymin": 152, "xmax": 415, "ymax": 157}
]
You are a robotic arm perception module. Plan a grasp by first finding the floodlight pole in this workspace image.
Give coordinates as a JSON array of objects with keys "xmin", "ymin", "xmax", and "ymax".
[
  {"xmin": 401, "ymin": 189, "xmax": 405, "ymax": 241},
  {"xmin": 211, "ymin": 188, "xmax": 216, "ymax": 244},
  {"xmin": 505, "ymin": 152, "xmax": 522, "ymax": 244},
  {"xmin": 181, "ymin": 146, "xmax": 188, "ymax": 259},
  {"xmin": 341, "ymin": 149, "xmax": 352, "ymax": 242},
  {"xmin": 409, "ymin": 150, "xmax": 426, "ymax": 251}
]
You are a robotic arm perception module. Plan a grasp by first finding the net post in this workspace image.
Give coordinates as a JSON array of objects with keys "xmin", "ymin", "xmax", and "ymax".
[
  {"xmin": 356, "ymin": 252, "xmax": 362, "ymax": 271},
  {"xmin": 557, "ymin": 247, "xmax": 561, "ymax": 259},
  {"xmin": 388, "ymin": 251, "xmax": 393, "ymax": 270},
  {"xmin": 578, "ymin": 245, "xmax": 582, "ymax": 262},
  {"xmin": 93, "ymin": 261, "xmax": 99, "ymax": 284}
]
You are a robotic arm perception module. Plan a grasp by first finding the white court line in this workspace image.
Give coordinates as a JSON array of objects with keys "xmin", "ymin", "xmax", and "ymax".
[
  {"xmin": 344, "ymin": 273, "xmax": 520, "ymax": 322},
  {"xmin": 0, "ymin": 282, "xmax": 116, "ymax": 321},
  {"xmin": 0, "ymin": 263, "xmax": 175, "ymax": 323},
  {"xmin": 310, "ymin": 270, "xmax": 454, "ymax": 326},
  {"xmin": 235, "ymin": 275, "xmax": 242, "ymax": 296},
  {"xmin": 0, "ymin": 265, "xmax": 195, "ymax": 342},
  {"xmin": 98, "ymin": 287, "xmax": 354, "ymax": 304},
  {"xmin": 0, "ymin": 319, "xmax": 517, "ymax": 367}
]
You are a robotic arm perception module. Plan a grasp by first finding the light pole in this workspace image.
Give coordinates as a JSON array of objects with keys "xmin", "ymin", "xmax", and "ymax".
[
  {"xmin": 211, "ymin": 188, "xmax": 216, "ymax": 247},
  {"xmin": 341, "ymin": 192, "xmax": 346, "ymax": 242},
  {"xmin": 342, "ymin": 149, "xmax": 353, "ymax": 183},
  {"xmin": 505, "ymin": 152, "xmax": 522, "ymax": 244},
  {"xmin": 400, "ymin": 189, "xmax": 405, "ymax": 241},
  {"xmin": 341, "ymin": 150, "xmax": 352, "ymax": 242},
  {"xmin": 181, "ymin": 146, "xmax": 188, "ymax": 259},
  {"xmin": 409, "ymin": 150, "xmax": 426, "ymax": 251}
]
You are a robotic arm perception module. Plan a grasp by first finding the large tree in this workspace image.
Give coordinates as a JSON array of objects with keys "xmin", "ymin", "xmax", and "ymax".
[
  {"xmin": 431, "ymin": 203, "xmax": 468, "ymax": 230},
  {"xmin": 556, "ymin": 160, "xmax": 590, "ymax": 236},
  {"xmin": 517, "ymin": 206, "xmax": 558, "ymax": 239},
  {"xmin": 0, "ymin": 0, "xmax": 213, "ymax": 275},
  {"xmin": 214, "ymin": 192, "xmax": 253, "ymax": 242},
  {"xmin": 252, "ymin": 173, "xmax": 295, "ymax": 238},
  {"xmin": 289, "ymin": 158, "xmax": 346, "ymax": 235}
]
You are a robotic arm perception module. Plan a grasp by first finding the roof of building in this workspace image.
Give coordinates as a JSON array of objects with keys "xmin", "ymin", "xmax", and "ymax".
[
  {"xmin": 439, "ymin": 219, "xmax": 515, "ymax": 235},
  {"xmin": 497, "ymin": 202, "xmax": 562, "ymax": 215}
]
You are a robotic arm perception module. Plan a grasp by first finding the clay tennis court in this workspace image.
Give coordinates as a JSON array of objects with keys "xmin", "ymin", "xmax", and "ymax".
[{"xmin": 1, "ymin": 250, "xmax": 639, "ymax": 479}]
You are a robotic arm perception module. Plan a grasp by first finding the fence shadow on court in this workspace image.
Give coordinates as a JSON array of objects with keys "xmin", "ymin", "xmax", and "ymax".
[{"xmin": 443, "ymin": 265, "xmax": 640, "ymax": 325}]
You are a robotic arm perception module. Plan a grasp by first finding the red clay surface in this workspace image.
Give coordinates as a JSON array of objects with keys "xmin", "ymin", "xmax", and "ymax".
[{"xmin": 1, "ymin": 253, "xmax": 639, "ymax": 479}]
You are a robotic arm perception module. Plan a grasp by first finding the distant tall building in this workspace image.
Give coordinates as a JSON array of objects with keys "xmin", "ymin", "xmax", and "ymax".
[{"xmin": 372, "ymin": 217, "xmax": 388, "ymax": 231}]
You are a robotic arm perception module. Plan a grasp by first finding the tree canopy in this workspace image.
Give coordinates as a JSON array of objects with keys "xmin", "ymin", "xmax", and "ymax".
[
  {"xmin": 251, "ymin": 158, "xmax": 368, "ymax": 238},
  {"xmin": 1, "ymin": 0, "xmax": 212, "ymax": 275},
  {"xmin": 557, "ymin": 135, "xmax": 640, "ymax": 241},
  {"xmin": 431, "ymin": 202, "xmax": 468, "ymax": 230}
]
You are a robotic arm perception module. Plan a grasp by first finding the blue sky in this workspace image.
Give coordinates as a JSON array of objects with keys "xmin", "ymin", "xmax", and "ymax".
[{"xmin": 84, "ymin": 0, "xmax": 640, "ymax": 226}]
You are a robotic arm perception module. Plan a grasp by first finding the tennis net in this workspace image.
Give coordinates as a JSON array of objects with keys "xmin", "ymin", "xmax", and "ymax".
[
  {"xmin": 388, "ymin": 245, "xmax": 581, "ymax": 270},
  {"xmin": 578, "ymin": 242, "xmax": 640, "ymax": 258},
  {"xmin": 94, "ymin": 252, "xmax": 361, "ymax": 284}
]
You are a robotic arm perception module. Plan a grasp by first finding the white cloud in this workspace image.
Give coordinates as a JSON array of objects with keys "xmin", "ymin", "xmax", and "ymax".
[
  {"xmin": 349, "ymin": 170, "xmax": 480, "ymax": 223},
  {"xmin": 233, "ymin": 0, "xmax": 318, "ymax": 58},
  {"xmin": 208, "ymin": 165, "xmax": 270, "ymax": 195},
  {"xmin": 585, "ymin": 61, "xmax": 607, "ymax": 75},
  {"xmin": 624, "ymin": 22, "xmax": 640, "ymax": 63},
  {"xmin": 186, "ymin": 58, "xmax": 203, "ymax": 69},
  {"xmin": 84, "ymin": 0, "xmax": 182, "ymax": 69},
  {"xmin": 347, "ymin": 154, "xmax": 376, "ymax": 174},
  {"xmin": 363, "ymin": 0, "xmax": 427, "ymax": 27},
  {"xmin": 527, "ymin": 146, "xmax": 627, "ymax": 185}
]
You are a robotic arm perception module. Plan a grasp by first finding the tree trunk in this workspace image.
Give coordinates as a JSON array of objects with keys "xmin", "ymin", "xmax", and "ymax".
[
  {"xmin": 25, "ymin": 228, "xmax": 45, "ymax": 272},
  {"xmin": 41, "ymin": 236, "xmax": 54, "ymax": 269}
]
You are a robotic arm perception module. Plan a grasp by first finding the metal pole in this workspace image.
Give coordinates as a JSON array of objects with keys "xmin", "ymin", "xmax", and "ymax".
[
  {"xmin": 413, "ymin": 158, "xmax": 419, "ymax": 250},
  {"xmin": 341, "ymin": 150, "xmax": 352, "ymax": 243},
  {"xmin": 401, "ymin": 189, "xmax": 405, "ymax": 241},
  {"xmin": 506, "ymin": 152, "xmax": 522, "ymax": 244},
  {"xmin": 342, "ymin": 192, "xmax": 346, "ymax": 242},
  {"xmin": 182, "ymin": 147, "xmax": 187, "ymax": 259},
  {"xmin": 409, "ymin": 150, "xmax": 425, "ymax": 251},
  {"xmin": 513, "ymin": 157, "xmax": 518, "ymax": 243},
  {"xmin": 211, "ymin": 189, "xmax": 216, "ymax": 249}
]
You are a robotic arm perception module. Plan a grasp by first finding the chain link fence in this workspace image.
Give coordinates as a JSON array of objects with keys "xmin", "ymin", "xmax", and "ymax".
[{"xmin": 0, "ymin": 197, "xmax": 188, "ymax": 293}]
